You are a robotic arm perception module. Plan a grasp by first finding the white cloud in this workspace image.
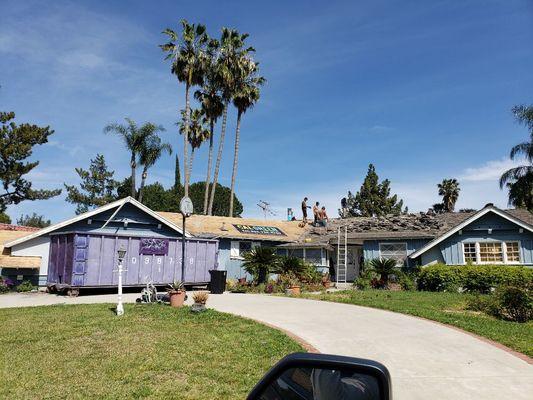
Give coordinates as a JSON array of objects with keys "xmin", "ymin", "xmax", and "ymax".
[{"xmin": 460, "ymin": 157, "xmax": 523, "ymax": 182}]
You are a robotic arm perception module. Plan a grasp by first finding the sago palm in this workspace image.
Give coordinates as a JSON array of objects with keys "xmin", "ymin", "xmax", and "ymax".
[
  {"xmin": 104, "ymin": 119, "xmax": 163, "ymax": 197},
  {"xmin": 207, "ymin": 27, "xmax": 254, "ymax": 216},
  {"xmin": 138, "ymin": 136, "xmax": 172, "ymax": 203},
  {"xmin": 228, "ymin": 57, "xmax": 265, "ymax": 217},
  {"xmin": 369, "ymin": 258, "xmax": 398, "ymax": 286},
  {"xmin": 194, "ymin": 39, "xmax": 224, "ymax": 214},
  {"xmin": 241, "ymin": 247, "xmax": 278, "ymax": 284},
  {"xmin": 500, "ymin": 105, "xmax": 533, "ymax": 210},
  {"xmin": 161, "ymin": 20, "xmax": 209, "ymax": 198},
  {"xmin": 437, "ymin": 178, "xmax": 460, "ymax": 212}
]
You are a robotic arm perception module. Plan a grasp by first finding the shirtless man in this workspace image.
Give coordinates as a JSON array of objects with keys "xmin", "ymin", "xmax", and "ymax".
[
  {"xmin": 317, "ymin": 206, "xmax": 328, "ymax": 228},
  {"xmin": 312, "ymin": 202, "xmax": 320, "ymax": 226}
]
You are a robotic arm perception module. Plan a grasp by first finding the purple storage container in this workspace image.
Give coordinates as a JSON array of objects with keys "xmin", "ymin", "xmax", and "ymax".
[{"xmin": 47, "ymin": 233, "xmax": 219, "ymax": 287}]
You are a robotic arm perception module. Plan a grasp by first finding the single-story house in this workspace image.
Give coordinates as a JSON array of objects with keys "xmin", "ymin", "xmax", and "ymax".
[
  {"xmin": 278, "ymin": 204, "xmax": 533, "ymax": 281},
  {"xmin": 0, "ymin": 223, "xmax": 42, "ymax": 285},
  {"xmin": 2, "ymin": 200, "xmax": 532, "ymax": 287}
]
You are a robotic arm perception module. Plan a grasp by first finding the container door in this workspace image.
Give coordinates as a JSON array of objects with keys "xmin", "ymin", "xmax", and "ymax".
[
  {"xmin": 72, "ymin": 235, "xmax": 89, "ymax": 286},
  {"xmin": 139, "ymin": 254, "xmax": 154, "ymax": 284}
]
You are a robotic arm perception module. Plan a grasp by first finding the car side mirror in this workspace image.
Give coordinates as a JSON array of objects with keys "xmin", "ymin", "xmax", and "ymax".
[{"xmin": 247, "ymin": 352, "xmax": 392, "ymax": 400}]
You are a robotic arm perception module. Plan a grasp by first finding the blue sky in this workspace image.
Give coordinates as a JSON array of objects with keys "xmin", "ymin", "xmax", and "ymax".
[{"xmin": 1, "ymin": 0, "xmax": 532, "ymax": 223}]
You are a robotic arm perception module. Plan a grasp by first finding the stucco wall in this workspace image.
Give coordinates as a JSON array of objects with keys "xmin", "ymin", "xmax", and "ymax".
[{"xmin": 11, "ymin": 236, "xmax": 50, "ymax": 285}]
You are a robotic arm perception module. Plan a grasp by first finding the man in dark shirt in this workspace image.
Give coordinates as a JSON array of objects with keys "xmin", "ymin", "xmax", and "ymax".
[{"xmin": 301, "ymin": 197, "xmax": 311, "ymax": 223}]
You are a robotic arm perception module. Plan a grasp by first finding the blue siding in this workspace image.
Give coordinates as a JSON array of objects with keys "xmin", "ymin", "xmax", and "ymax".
[
  {"xmin": 419, "ymin": 212, "xmax": 533, "ymax": 265},
  {"xmin": 363, "ymin": 239, "xmax": 430, "ymax": 267},
  {"xmin": 56, "ymin": 203, "xmax": 180, "ymax": 238}
]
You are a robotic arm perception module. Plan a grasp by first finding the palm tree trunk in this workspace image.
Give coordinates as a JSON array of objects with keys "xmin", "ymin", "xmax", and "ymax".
[
  {"xmin": 229, "ymin": 110, "xmax": 242, "ymax": 217},
  {"xmin": 130, "ymin": 152, "xmax": 136, "ymax": 198},
  {"xmin": 208, "ymin": 103, "xmax": 228, "ymax": 215},
  {"xmin": 189, "ymin": 148, "xmax": 195, "ymax": 185},
  {"xmin": 138, "ymin": 168, "xmax": 148, "ymax": 203},
  {"xmin": 203, "ymin": 119, "xmax": 215, "ymax": 214},
  {"xmin": 183, "ymin": 83, "xmax": 191, "ymax": 198}
]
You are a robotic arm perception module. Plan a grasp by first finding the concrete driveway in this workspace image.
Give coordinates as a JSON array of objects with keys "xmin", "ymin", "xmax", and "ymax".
[{"xmin": 1, "ymin": 292, "xmax": 531, "ymax": 400}]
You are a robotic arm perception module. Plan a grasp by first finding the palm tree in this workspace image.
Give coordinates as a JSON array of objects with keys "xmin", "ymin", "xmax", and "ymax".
[
  {"xmin": 138, "ymin": 136, "xmax": 172, "ymax": 203},
  {"xmin": 179, "ymin": 108, "xmax": 210, "ymax": 183},
  {"xmin": 241, "ymin": 247, "xmax": 278, "ymax": 284},
  {"xmin": 161, "ymin": 20, "xmax": 209, "ymax": 198},
  {"xmin": 369, "ymin": 258, "xmax": 398, "ymax": 288},
  {"xmin": 207, "ymin": 28, "xmax": 254, "ymax": 216},
  {"xmin": 500, "ymin": 105, "xmax": 533, "ymax": 210},
  {"xmin": 195, "ymin": 39, "xmax": 224, "ymax": 214},
  {"xmin": 437, "ymin": 178, "xmax": 460, "ymax": 212},
  {"xmin": 104, "ymin": 119, "xmax": 163, "ymax": 197},
  {"xmin": 228, "ymin": 57, "xmax": 265, "ymax": 216}
]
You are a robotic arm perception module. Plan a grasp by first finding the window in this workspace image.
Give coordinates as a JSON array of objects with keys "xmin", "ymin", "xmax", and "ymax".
[
  {"xmin": 463, "ymin": 243, "xmax": 476, "ymax": 263},
  {"xmin": 305, "ymin": 248, "xmax": 322, "ymax": 265},
  {"xmin": 379, "ymin": 243, "xmax": 407, "ymax": 265},
  {"xmin": 462, "ymin": 241, "xmax": 520, "ymax": 264},
  {"xmin": 479, "ymin": 242, "xmax": 503, "ymax": 263},
  {"xmin": 289, "ymin": 248, "xmax": 304, "ymax": 260},
  {"xmin": 505, "ymin": 242, "xmax": 520, "ymax": 263},
  {"xmin": 230, "ymin": 241, "xmax": 259, "ymax": 259}
]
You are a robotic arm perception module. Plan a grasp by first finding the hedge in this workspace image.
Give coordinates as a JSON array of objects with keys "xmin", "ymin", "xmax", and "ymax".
[{"xmin": 417, "ymin": 264, "xmax": 533, "ymax": 293}]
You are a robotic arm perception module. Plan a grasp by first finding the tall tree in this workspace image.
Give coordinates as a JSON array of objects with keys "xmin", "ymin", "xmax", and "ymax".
[
  {"xmin": 437, "ymin": 178, "xmax": 460, "ymax": 212},
  {"xmin": 0, "ymin": 212, "xmax": 11, "ymax": 224},
  {"xmin": 207, "ymin": 28, "xmax": 254, "ymax": 216},
  {"xmin": 195, "ymin": 39, "xmax": 224, "ymax": 214},
  {"xmin": 138, "ymin": 136, "xmax": 172, "ymax": 203},
  {"xmin": 344, "ymin": 164, "xmax": 406, "ymax": 217},
  {"xmin": 16, "ymin": 213, "xmax": 51, "ymax": 228},
  {"xmin": 228, "ymin": 57, "xmax": 265, "ymax": 216},
  {"xmin": 500, "ymin": 105, "xmax": 533, "ymax": 210},
  {"xmin": 161, "ymin": 20, "xmax": 209, "ymax": 198},
  {"xmin": 0, "ymin": 111, "xmax": 61, "ymax": 212},
  {"xmin": 104, "ymin": 119, "xmax": 163, "ymax": 198},
  {"xmin": 174, "ymin": 155, "xmax": 181, "ymax": 189},
  {"xmin": 64, "ymin": 154, "xmax": 120, "ymax": 214},
  {"xmin": 179, "ymin": 108, "xmax": 209, "ymax": 190}
]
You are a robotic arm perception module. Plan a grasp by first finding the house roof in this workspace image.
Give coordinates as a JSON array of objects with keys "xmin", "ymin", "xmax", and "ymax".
[
  {"xmin": 0, "ymin": 227, "xmax": 41, "ymax": 269},
  {"xmin": 409, "ymin": 205, "xmax": 533, "ymax": 259},
  {"xmin": 3, "ymin": 197, "xmax": 191, "ymax": 249},
  {"xmin": 156, "ymin": 213, "xmax": 309, "ymax": 242},
  {"xmin": 288, "ymin": 206, "xmax": 533, "ymax": 249}
]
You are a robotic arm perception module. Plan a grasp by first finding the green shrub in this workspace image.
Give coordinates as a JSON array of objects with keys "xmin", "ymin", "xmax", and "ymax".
[
  {"xmin": 493, "ymin": 286, "xmax": 532, "ymax": 323},
  {"xmin": 417, "ymin": 264, "xmax": 461, "ymax": 292},
  {"xmin": 16, "ymin": 280, "xmax": 35, "ymax": 292},
  {"xmin": 354, "ymin": 269, "xmax": 376, "ymax": 290},
  {"xmin": 417, "ymin": 264, "xmax": 533, "ymax": 293},
  {"xmin": 398, "ymin": 272, "xmax": 416, "ymax": 291}
]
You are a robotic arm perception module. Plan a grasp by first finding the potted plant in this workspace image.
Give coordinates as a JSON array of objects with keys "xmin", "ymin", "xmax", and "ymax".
[
  {"xmin": 285, "ymin": 273, "xmax": 301, "ymax": 295},
  {"xmin": 191, "ymin": 291, "xmax": 209, "ymax": 313},
  {"xmin": 322, "ymin": 272, "xmax": 331, "ymax": 288},
  {"xmin": 167, "ymin": 281, "xmax": 186, "ymax": 308}
]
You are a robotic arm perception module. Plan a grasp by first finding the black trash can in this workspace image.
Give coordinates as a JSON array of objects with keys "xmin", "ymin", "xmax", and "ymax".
[{"xmin": 209, "ymin": 270, "xmax": 227, "ymax": 294}]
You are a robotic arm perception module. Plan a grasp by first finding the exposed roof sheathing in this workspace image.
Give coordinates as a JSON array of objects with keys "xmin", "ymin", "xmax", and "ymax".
[{"xmin": 157, "ymin": 213, "xmax": 309, "ymax": 242}]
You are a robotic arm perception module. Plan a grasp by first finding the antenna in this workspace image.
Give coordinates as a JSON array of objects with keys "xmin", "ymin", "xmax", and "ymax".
[{"xmin": 257, "ymin": 200, "xmax": 276, "ymax": 220}]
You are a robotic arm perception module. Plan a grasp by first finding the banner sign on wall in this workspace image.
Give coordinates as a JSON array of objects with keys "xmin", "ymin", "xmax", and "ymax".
[{"xmin": 139, "ymin": 238, "xmax": 169, "ymax": 255}]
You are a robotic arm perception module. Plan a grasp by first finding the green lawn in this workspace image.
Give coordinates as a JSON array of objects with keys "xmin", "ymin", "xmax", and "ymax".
[
  {"xmin": 299, "ymin": 290, "xmax": 533, "ymax": 357},
  {"xmin": 0, "ymin": 304, "xmax": 303, "ymax": 399}
]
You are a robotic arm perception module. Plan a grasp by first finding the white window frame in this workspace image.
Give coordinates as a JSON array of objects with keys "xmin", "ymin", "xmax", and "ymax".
[
  {"xmin": 461, "ymin": 240, "xmax": 521, "ymax": 265},
  {"xmin": 378, "ymin": 242, "xmax": 408, "ymax": 265},
  {"xmin": 230, "ymin": 241, "xmax": 260, "ymax": 260}
]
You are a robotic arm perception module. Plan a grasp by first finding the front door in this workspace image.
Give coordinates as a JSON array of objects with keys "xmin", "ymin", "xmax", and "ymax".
[{"xmin": 346, "ymin": 246, "xmax": 361, "ymax": 281}]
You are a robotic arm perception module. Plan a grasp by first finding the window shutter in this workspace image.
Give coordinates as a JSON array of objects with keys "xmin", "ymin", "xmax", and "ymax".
[{"xmin": 230, "ymin": 241, "xmax": 240, "ymax": 258}]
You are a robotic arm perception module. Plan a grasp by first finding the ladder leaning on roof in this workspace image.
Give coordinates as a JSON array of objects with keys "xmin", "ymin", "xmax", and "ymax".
[{"xmin": 336, "ymin": 226, "xmax": 348, "ymax": 286}]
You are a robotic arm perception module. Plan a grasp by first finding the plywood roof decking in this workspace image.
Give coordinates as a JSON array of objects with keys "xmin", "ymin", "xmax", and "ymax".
[
  {"xmin": 156, "ymin": 213, "xmax": 310, "ymax": 242},
  {"xmin": 0, "ymin": 228, "xmax": 41, "ymax": 269}
]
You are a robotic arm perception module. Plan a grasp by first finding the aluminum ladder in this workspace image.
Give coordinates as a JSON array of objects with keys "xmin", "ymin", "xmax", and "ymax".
[{"xmin": 336, "ymin": 226, "xmax": 348, "ymax": 286}]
